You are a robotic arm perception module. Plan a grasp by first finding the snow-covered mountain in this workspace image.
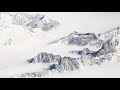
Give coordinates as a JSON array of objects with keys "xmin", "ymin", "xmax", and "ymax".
[
  {"xmin": 13, "ymin": 27, "xmax": 120, "ymax": 78},
  {"xmin": 0, "ymin": 12, "xmax": 59, "ymax": 31},
  {"xmin": 1, "ymin": 12, "xmax": 120, "ymax": 78},
  {"xmin": 0, "ymin": 12, "xmax": 60, "ymax": 47},
  {"xmin": 49, "ymin": 31, "xmax": 103, "ymax": 50},
  {"xmin": 14, "ymin": 25, "xmax": 120, "ymax": 78},
  {"xmin": 13, "ymin": 52, "xmax": 80, "ymax": 78},
  {"xmin": 60, "ymin": 31, "xmax": 97, "ymax": 45}
]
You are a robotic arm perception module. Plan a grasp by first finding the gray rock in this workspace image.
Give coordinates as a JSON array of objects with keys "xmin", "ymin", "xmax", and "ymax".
[
  {"xmin": 28, "ymin": 52, "xmax": 61, "ymax": 63},
  {"xmin": 81, "ymin": 48, "xmax": 90, "ymax": 55},
  {"xmin": 96, "ymin": 40, "xmax": 116, "ymax": 57},
  {"xmin": 61, "ymin": 31, "xmax": 99, "ymax": 46},
  {"xmin": 28, "ymin": 52, "xmax": 80, "ymax": 72},
  {"xmin": 49, "ymin": 56, "xmax": 80, "ymax": 72},
  {"xmin": 13, "ymin": 13, "xmax": 45, "ymax": 28},
  {"xmin": 12, "ymin": 13, "xmax": 59, "ymax": 31}
]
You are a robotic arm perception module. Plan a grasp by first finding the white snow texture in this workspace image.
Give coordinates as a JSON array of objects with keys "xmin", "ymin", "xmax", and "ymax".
[{"xmin": 0, "ymin": 12, "xmax": 120, "ymax": 78}]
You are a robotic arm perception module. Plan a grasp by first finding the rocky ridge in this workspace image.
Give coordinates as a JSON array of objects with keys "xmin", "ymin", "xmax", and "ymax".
[{"xmin": 0, "ymin": 12, "xmax": 59, "ymax": 31}]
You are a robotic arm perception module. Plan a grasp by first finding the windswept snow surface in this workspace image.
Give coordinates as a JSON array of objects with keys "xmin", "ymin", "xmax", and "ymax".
[{"xmin": 1, "ymin": 12, "xmax": 120, "ymax": 78}]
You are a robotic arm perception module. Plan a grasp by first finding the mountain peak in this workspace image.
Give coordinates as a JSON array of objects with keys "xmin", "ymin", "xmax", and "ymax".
[{"xmin": 59, "ymin": 31, "xmax": 98, "ymax": 46}]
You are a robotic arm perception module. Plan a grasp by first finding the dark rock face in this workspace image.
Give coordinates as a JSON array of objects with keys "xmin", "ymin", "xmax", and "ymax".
[
  {"xmin": 28, "ymin": 52, "xmax": 62, "ymax": 63},
  {"xmin": 96, "ymin": 40, "xmax": 116, "ymax": 57},
  {"xmin": 49, "ymin": 64, "xmax": 64, "ymax": 72},
  {"xmin": 49, "ymin": 57, "xmax": 80, "ymax": 72},
  {"xmin": 72, "ymin": 39, "xmax": 116, "ymax": 58},
  {"xmin": 98, "ymin": 26, "xmax": 120, "ymax": 41},
  {"xmin": 28, "ymin": 52, "xmax": 80, "ymax": 72},
  {"xmin": 61, "ymin": 31, "xmax": 99, "ymax": 46},
  {"xmin": 81, "ymin": 48, "xmax": 90, "ymax": 55},
  {"xmin": 70, "ymin": 39, "xmax": 117, "ymax": 66},
  {"xmin": 61, "ymin": 57, "xmax": 79, "ymax": 70}
]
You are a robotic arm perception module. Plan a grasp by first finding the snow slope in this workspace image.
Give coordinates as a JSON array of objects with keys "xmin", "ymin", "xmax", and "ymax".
[{"xmin": 1, "ymin": 12, "xmax": 120, "ymax": 78}]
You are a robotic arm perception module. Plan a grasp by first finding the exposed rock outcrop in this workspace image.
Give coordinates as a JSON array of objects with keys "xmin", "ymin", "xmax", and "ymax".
[
  {"xmin": 12, "ymin": 13, "xmax": 59, "ymax": 31},
  {"xmin": 0, "ymin": 12, "xmax": 59, "ymax": 31},
  {"xmin": 13, "ymin": 13, "xmax": 45, "ymax": 28},
  {"xmin": 50, "ymin": 31, "xmax": 103, "ymax": 49},
  {"xmin": 49, "ymin": 57, "xmax": 80, "ymax": 72},
  {"xmin": 28, "ymin": 52, "xmax": 62, "ymax": 63},
  {"xmin": 28, "ymin": 52, "xmax": 80, "ymax": 72},
  {"xmin": 60, "ymin": 31, "xmax": 98, "ymax": 46}
]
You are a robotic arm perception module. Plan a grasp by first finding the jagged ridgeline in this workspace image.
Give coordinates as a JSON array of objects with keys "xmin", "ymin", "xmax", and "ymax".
[
  {"xmin": 0, "ymin": 12, "xmax": 59, "ymax": 31},
  {"xmin": 69, "ymin": 27, "xmax": 120, "ymax": 67},
  {"xmin": 2, "ymin": 12, "xmax": 120, "ymax": 78},
  {"xmin": 12, "ymin": 52, "xmax": 81, "ymax": 78},
  {"xmin": 50, "ymin": 31, "xmax": 103, "ymax": 48},
  {"xmin": 13, "ymin": 50, "xmax": 116, "ymax": 78},
  {"xmin": 27, "ymin": 52, "xmax": 80, "ymax": 71},
  {"xmin": 60, "ymin": 31, "xmax": 98, "ymax": 46},
  {"xmin": 14, "ymin": 26, "xmax": 120, "ymax": 78},
  {"xmin": 51, "ymin": 26, "xmax": 120, "ymax": 47},
  {"xmin": 71, "ymin": 40, "xmax": 117, "ymax": 64},
  {"xmin": 28, "ymin": 50, "xmax": 115, "ymax": 69}
]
